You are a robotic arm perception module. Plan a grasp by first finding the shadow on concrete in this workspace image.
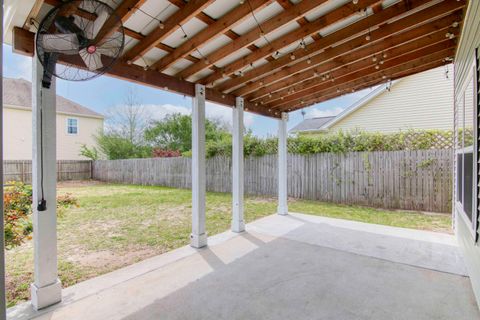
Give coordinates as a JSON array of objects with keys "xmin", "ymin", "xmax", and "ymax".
[{"xmin": 120, "ymin": 225, "xmax": 479, "ymax": 320}]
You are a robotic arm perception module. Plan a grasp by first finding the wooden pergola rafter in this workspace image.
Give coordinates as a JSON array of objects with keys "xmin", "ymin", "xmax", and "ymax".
[{"xmin": 13, "ymin": 0, "xmax": 467, "ymax": 117}]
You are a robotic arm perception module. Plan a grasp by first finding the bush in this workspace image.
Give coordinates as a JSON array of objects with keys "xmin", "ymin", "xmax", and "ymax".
[
  {"xmin": 4, "ymin": 182, "xmax": 33, "ymax": 249},
  {"xmin": 200, "ymin": 129, "xmax": 458, "ymax": 158},
  {"xmin": 152, "ymin": 149, "xmax": 182, "ymax": 158},
  {"xmin": 3, "ymin": 182, "xmax": 79, "ymax": 249}
]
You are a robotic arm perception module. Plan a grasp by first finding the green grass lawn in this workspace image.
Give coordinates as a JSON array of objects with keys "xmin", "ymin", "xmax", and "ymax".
[{"xmin": 5, "ymin": 182, "xmax": 452, "ymax": 307}]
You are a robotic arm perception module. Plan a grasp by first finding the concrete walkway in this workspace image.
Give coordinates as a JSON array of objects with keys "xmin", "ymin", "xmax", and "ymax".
[{"xmin": 8, "ymin": 213, "xmax": 480, "ymax": 320}]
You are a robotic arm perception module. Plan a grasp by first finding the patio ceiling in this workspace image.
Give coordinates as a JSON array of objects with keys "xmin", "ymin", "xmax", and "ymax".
[{"xmin": 11, "ymin": 0, "xmax": 466, "ymax": 118}]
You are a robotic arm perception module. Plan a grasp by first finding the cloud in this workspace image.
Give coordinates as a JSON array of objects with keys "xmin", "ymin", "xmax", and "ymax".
[
  {"xmin": 140, "ymin": 102, "xmax": 255, "ymax": 128},
  {"xmin": 143, "ymin": 103, "xmax": 190, "ymax": 120},
  {"xmin": 206, "ymin": 102, "xmax": 255, "ymax": 128},
  {"xmin": 306, "ymin": 107, "xmax": 344, "ymax": 119}
]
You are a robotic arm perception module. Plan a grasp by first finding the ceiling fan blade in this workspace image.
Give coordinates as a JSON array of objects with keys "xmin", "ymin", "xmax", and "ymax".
[
  {"xmin": 39, "ymin": 33, "xmax": 79, "ymax": 54},
  {"xmin": 97, "ymin": 45, "xmax": 120, "ymax": 58},
  {"xmin": 79, "ymin": 48, "xmax": 103, "ymax": 70},
  {"xmin": 84, "ymin": 8, "xmax": 110, "ymax": 40}
]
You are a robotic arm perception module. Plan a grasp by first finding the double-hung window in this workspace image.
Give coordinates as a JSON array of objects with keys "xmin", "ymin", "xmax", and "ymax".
[{"xmin": 67, "ymin": 118, "xmax": 78, "ymax": 135}]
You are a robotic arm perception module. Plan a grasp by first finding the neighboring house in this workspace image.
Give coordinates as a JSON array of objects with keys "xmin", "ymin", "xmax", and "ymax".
[
  {"xmin": 3, "ymin": 78, "xmax": 104, "ymax": 160},
  {"xmin": 291, "ymin": 66, "xmax": 466, "ymax": 134}
]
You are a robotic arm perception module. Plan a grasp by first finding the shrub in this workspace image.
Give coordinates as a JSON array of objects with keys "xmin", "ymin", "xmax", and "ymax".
[
  {"xmin": 3, "ymin": 182, "xmax": 79, "ymax": 249},
  {"xmin": 152, "ymin": 149, "xmax": 182, "ymax": 158},
  {"xmin": 4, "ymin": 182, "xmax": 33, "ymax": 249}
]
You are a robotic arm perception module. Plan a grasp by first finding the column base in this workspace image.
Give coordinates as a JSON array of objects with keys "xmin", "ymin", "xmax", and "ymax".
[
  {"xmin": 190, "ymin": 233, "xmax": 208, "ymax": 248},
  {"xmin": 231, "ymin": 220, "xmax": 245, "ymax": 233},
  {"xmin": 277, "ymin": 206, "xmax": 288, "ymax": 216},
  {"xmin": 31, "ymin": 278, "xmax": 62, "ymax": 310}
]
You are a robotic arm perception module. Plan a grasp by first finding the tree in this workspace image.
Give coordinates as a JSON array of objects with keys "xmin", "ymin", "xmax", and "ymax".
[
  {"xmin": 94, "ymin": 131, "xmax": 151, "ymax": 160},
  {"xmin": 144, "ymin": 113, "xmax": 230, "ymax": 153},
  {"xmin": 79, "ymin": 144, "xmax": 99, "ymax": 160},
  {"xmin": 91, "ymin": 87, "xmax": 153, "ymax": 159},
  {"xmin": 105, "ymin": 86, "xmax": 150, "ymax": 145}
]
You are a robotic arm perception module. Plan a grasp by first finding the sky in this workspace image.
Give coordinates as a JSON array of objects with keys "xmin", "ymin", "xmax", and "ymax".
[{"xmin": 3, "ymin": 44, "xmax": 375, "ymax": 136}]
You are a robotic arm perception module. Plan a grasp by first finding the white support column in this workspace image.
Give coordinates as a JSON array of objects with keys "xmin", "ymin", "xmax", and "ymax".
[
  {"xmin": 191, "ymin": 84, "xmax": 207, "ymax": 248},
  {"xmin": 31, "ymin": 56, "xmax": 62, "ymax": 310},
  {"xmin": 277, "ymin": 112, "xmax": 288, "ymax": 215},
  {"xmin": 232, "ymin": 97, "xmax": 245, "ymax": 233}
]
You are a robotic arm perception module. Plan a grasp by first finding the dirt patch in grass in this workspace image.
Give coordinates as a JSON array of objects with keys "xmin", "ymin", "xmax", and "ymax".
[{"xmin": 67, "ymin": 247, "xmax": 157, "ymax": 269}]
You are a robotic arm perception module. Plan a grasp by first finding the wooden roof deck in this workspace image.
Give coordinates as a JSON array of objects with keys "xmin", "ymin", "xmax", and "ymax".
[{"xmin": 12, "ymin": 0, "xmax": 467, "ymax": 118}]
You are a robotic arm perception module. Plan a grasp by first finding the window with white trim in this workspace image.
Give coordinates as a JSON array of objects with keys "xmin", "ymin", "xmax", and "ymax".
[
  {"xmin": 67, "ymin": 118, "xmax": 78, "ymax": 135},
  {"xmin": 455, "ymin": 55, "xmax": 477, "ymax": 232}
]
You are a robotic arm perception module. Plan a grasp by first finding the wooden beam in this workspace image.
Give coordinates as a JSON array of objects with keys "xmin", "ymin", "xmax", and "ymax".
[
  {"xmin": 11, "ymin": 28, "xmax": 277, "ymax": 118},
  {"xmin": 271, "ymin": 43, "xmax": 455, "ymax": 110},
  {"xmin": 123, "ymin": 0, "xmax": 214, "ymax": 64},
  {"xmin": 124, "ymin": 26, "xmax": 201, "ymax": 64},
  {"xmin": 177, "ymin": 0, "xmax": 332, "ymax": 80},
  {"xmin": 237, "ymin": 7, "xmax": 463, "ymax": 99},
  {"xmin": 200, "ymin": 0, "xmax": 379, "ymax": 86},
  {"xmin": 262, "ymin": 31, "xmax": 457, "ymax": 106},
  {"xmin": 284, "ymin": 59, "xmax": 448, "ymax": 112},
  {"xmin": 24, "ymin": 0, "xmax": 44, "ymax": 29},
  {"xmin": 12, "ymin": 27, "xmax": 35, "ymax": 57},
  {"xmin": 95, "ymin": 0, "xmax": 147, "ymax": 45},
  {"xmin": 216, "ymin": 0, "xmax": 464, "ymax": 92},
  {"xmin": 151, "ymin": 0, "xmax": 273, "ymax": 73},
  {"xmin": 246, "ymin": 13, "xmax": 461, "ymax": 101},
  {"xmin": 43, "ymin": 0, "xmax": 99, "ymax": 20}
]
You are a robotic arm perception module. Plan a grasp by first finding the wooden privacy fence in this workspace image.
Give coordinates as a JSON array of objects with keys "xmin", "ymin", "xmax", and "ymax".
[
  {"xmin": 3, "ymin": 160, "xmax": 92, "ymax": 183},
  {"xmin": 93, "ymin": 149, "xmax": 453, "ymax": 213}
]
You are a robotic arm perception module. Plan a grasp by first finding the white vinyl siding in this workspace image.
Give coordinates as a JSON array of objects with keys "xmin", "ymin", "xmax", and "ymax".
[
  {"xmin": 329, "ymin": 66, "xmax": 453, "ymax": 133},
  {"xmin": 454, "ymin": 0, "xmax": 480, "ymax": 309},
  {"xmin": 2, "ymin": 106, "xmax": 103, "ymax": 160}
]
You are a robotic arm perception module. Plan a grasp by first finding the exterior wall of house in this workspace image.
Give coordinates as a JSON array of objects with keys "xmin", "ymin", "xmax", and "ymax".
[
  {"xmin": 329, "ymin": 66, "xmax": 454, "ymax": 133},
  {"xmin": 3, "ymin": 106, "xmax": 103, "ymax": 160},
  {"xmin": 454, "ymin": 0, "xmax": 480, "ymax": 309}
]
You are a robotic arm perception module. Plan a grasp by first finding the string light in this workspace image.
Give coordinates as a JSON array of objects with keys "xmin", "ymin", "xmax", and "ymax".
[
  {"xmin": 307, "ymin": 58, "xmax": 312, "ymax": 64},
  {"xmin": 290, "ymin": 53, "xmax": 296, "ymax": 60},
  {"xmin": 158, "ymin": 21, "xmax": 164, "ymax": 29},
  {"xmin": 452, "ymin": 21, "xmax": 459, "ymax": 27},
  {"xmin": 352, "ymin": 0, "xmax": 359, "ymax": 4},
  {"xmin": 375, "ymin": 65, "xmax": 380, "ymax": 70},
  {"xmin": 365, "ymin": 28, "xmax": 371, "ymax": 41},
  {"xmin": 144, "ymin": 65, "xmax": 149, "ymax": 71},
  {"xmin": 372, "ymin": 56, "xmax": 377, "ymax": 62}
]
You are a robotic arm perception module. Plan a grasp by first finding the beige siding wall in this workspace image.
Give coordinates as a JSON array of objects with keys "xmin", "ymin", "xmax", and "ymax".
[
  {"xmin": 56, "ymin": 113, "xmax": 103, "ymax": 160},
  {"xmin": 329, "ymin": 66, "xmax": 454, "ymax": 133},
  {"xmin": 4, "ymin": 107, "xmax": 32, "ymax": 160},
  {"xmin": 3, "ymin": 106, "xmax": 103, "ymax": 160}
]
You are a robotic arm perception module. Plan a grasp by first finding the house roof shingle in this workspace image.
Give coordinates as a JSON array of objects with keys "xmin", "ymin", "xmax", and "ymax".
[
  {"xmin": 290, "ymin": 116, "xmax": 336, "ymax": 133},
  {"xmin": 3, "ymin": 78, "xmax": 104, "ymax": 118}
]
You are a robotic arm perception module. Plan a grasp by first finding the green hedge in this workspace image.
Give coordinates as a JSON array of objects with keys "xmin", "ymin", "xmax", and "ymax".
[{"xmin": 197, "ymin": 129, "xmax": 465, "ymax": 158}]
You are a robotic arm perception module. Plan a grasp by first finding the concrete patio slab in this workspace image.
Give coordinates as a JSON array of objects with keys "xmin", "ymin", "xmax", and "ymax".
[{"xmin": 8, "ymin": 213, "xmax": 479, "ymax": 320}]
